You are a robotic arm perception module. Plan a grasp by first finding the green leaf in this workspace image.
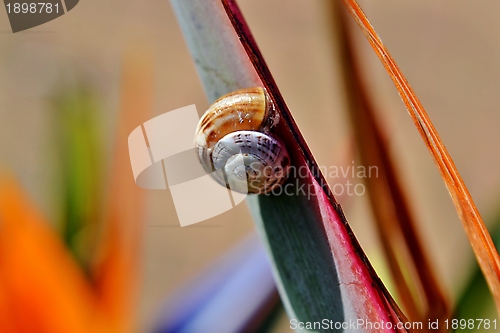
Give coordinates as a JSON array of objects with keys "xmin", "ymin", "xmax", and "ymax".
[
  {"xmin": 52, "ymin": 83, "xmax": 103, "ymax": 268},
  {"xmin": 455, "ymin": 214, "xmax": 500, "ymax": 327},
  {"xmin": 170, "ymin": 1, "xmax": 409, "ymax": 331}
]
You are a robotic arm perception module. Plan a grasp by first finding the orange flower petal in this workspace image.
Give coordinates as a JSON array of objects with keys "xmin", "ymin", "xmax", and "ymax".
[{"xmin": 0, "ymin": 177, "xmax": 104, "ymax": 333}]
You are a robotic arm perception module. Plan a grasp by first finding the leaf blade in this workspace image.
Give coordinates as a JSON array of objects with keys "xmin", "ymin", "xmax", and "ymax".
[
  {"xmin": 341, "ymin": 0, "xmax": 500, "ymax": 314},
  {"xmin": 170, "ymin": 0, "xmax": 410, "ymax": 330},
  {"xmin": 332, "ymin": 2, "xmax": 450, "ymax": 326}
]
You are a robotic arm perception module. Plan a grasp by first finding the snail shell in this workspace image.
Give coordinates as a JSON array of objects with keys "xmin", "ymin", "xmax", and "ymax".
[{"xmin": 195, "ymin": 87, "xmax": 290, "ymax": 194}]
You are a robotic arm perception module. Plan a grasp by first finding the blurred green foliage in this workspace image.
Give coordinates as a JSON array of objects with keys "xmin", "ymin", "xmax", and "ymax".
[
  {"xmin": 456, "ymin": 213, "xmax": 500, "ymax": 331},
  {"xmin": 52, "ymin": 84, "xmax": 103, "ymax": 269}
]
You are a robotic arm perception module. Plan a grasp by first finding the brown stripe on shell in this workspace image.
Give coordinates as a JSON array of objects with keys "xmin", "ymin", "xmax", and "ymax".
[{"xmin": 195, "ymin": 87, "xmax": 268, "ymax": 148}]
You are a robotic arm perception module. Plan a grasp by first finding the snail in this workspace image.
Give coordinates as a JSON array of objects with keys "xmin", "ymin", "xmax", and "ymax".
[{"xmin": 195, "ymin": 87, "xmax": 290, "ymax": 194}]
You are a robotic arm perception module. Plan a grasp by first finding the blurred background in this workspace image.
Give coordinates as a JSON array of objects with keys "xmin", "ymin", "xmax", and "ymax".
[{"xmin": 0, "ymin": 0, "xmax": 499, "ymax": 331}]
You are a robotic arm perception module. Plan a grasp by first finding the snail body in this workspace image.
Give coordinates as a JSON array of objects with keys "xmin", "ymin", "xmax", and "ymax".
[{"xmin": 195, "ymin": 87, "xmax": 290, "ymax": 194}]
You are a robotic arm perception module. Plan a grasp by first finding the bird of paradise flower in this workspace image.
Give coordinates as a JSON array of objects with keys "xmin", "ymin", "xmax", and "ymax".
[{"xmin": 0, "ymin": 53, "xmax": 152, "ymax": 333}]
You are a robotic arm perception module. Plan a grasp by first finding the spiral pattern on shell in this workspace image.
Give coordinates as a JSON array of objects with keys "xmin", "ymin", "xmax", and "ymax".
[{"xmin": 195, "ymin": 87, "xmax": 290, "ymax": 194}]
